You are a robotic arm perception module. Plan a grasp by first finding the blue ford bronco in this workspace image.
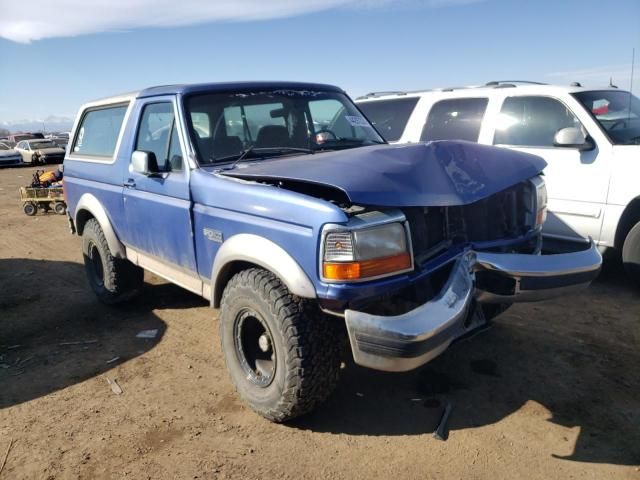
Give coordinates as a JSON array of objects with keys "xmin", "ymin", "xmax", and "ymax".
[{"xmin": 63, "ymin": 82, "xmax": 602, "ymax": 421}]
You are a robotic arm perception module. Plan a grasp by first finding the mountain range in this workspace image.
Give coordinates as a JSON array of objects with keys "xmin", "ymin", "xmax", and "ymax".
[{"xmin": 1, "ymin": 115, "xmax": 74, "ymax": 133}]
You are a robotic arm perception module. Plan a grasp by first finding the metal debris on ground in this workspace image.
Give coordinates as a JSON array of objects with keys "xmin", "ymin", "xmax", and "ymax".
[
  {"xmin": 433, "ymin": 402, "xmax": 453, "ymax": 441},
  {"xmin": 0, "ymin": 438, "xmax": 14, "ymax": 477},
  {"xmin": 106, "ymin": 356, "xmax": 120, "ymax": 364},
  {"xmin": 59, "ymin": 340, "xmax": 98, "ymax": 346},
  {"xmin": 105, "ymin": 377, "xmax": 123, "ymax": 395},
  {"xmin": 136, "ymin": 329, "xmax": 159, "ymax": 339}
]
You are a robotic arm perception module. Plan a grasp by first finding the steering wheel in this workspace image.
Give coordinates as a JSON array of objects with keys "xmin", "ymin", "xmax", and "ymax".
[
  {"xmin": 609, "ymin": 119, "xmax": 627, "ymax": 130},
  {"xmin": 315, "ymin": 128, "xmax": 339, "ymax": 140}
]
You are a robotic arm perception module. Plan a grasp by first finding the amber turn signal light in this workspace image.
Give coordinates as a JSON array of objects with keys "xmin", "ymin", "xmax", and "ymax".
[{"xmin": 323, "ymin": 252, "xmax": 412, "ymax": 281}]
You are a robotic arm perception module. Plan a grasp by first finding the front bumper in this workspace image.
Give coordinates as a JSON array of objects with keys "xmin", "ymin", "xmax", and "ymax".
[{"xmin": 344, "ymin": 241, "xmax": 602, "ymax": 372}]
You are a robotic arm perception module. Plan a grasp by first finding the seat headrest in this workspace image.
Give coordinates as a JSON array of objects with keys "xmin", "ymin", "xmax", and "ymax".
[{"xmin": 255, "ymin": 125, "xmax": 289, "ymax": 148}]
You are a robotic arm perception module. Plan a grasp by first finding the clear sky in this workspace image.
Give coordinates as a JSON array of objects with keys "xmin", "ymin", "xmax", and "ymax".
[{"xmin": 0, "ymin": 0, "xmax": 638, "ymax": 125}]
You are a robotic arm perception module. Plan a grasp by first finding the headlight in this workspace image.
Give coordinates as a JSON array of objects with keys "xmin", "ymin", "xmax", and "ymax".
[
  {"xmin": 532, "ymin": 176, "xmax": 547, "ymax": 226},
  {"xmin": 322, "ymin": 221, "xmax": 412, "ymax": 282}
]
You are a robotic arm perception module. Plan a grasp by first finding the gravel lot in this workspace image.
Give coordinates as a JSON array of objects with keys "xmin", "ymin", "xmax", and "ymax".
[{"xmin": 1, "ymin": 165, "xmax": 639, "ymax": 479}]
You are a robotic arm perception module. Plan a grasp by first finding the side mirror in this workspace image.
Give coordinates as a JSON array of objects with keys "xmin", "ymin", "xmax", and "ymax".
[
  {"xmin": 553, "ymin": 127, "xmax": 595, "ymax": 151},
  {"xmin": 131, "ymin": 150, "xmax": 159, "ymax": 175}
]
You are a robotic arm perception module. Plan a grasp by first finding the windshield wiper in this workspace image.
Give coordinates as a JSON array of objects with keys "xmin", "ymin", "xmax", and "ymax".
[
  {"xmin": 215, "ymin": 146, "xmax": 315, "ymax": 169},
  {"xmin": 623, "ymin": 135, "xmax": 640, "ymax": 145}
]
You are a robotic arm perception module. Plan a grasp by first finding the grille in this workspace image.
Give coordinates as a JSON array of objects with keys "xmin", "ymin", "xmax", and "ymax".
[{"xmin": 404, "ymin": 181, "xmax": 534, "ymax": 265}]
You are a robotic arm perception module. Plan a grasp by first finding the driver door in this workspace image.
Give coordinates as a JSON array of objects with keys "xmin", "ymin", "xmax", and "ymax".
[{"xmin": 123, "ymin": 98, "xmax": 198, "ymax": 282}]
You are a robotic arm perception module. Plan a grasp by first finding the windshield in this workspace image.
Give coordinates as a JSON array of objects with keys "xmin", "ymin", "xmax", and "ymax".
[
  {"xmin": 29, "ymin": 141, "xmax": 56, "ymax": 149},
  {"xmin": 185, "ymin": 89, "xmax": 385, "ymax": 165},
  {"xmin": 573, "ymin": 90, "xmax": 640, "ymax": 145}
]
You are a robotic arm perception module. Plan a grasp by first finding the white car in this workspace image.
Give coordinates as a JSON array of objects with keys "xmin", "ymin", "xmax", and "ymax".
[
  {"xmin": 14, "ymin": 138, "xmax": 66, "ymax": 164},
  {"xmin": 356, "ymin": 81, "xmax": 640, "ymax": 279}
]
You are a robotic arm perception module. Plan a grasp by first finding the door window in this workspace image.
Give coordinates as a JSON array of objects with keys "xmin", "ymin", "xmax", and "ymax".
[
  {"xmin": 420, "ymin": 98, "xmax": 488, "ymax": 142},
  {"xmin": 494, "ymin": 96, "xmax": 582, "ymax": 147},
  {"xmin": 136, "ymin": 102, "xmax": 182, "ymax": 171}
]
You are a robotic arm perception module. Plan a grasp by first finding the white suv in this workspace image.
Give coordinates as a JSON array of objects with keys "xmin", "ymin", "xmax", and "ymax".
[{"xmin": 356, "ymin": 81, "xmax": 640, "ymax": 279}]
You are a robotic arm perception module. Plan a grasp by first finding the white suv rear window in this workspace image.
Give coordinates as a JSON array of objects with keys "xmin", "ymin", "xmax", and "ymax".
[
  {"xmin": 421, "ymin": 98, "xmax": 488, "ymax": 142},
  {"xmin": 357, "ymin": 97, "xmax": 419, "ymax": 142}
]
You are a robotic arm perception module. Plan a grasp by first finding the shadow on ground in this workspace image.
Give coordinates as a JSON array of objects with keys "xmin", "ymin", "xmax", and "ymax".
[
  {"xmin": 295, "ymin": 256, "xmax": 640, "ymax": 466},
  {"xmin": 0, "ymin": 258, "xmax": 204, "ymax": 409}
]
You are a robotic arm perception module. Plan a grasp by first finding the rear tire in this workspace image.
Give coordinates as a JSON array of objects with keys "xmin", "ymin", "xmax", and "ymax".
[
  {"xmin": 82, "ymin": 218, "xmax": 144, "ymax": 304},
  {"xmin": 23, "ymin": 202, "xmax": 37, "ymax": 216},
  {"xmin": 219, "ymin": 268, "xmax": 342, "ymax": 422},
  {"xmin": 622, "ymin": 221, "xmax": 640, "ymax": 281}
]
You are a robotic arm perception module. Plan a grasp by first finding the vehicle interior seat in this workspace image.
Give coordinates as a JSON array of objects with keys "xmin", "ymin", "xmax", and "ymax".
[{"xmin": 254, "ymin": 125, "xmax": 290, "ymax": 148}]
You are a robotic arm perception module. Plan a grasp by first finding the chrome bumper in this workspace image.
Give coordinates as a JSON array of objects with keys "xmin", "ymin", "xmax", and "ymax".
[{"xmin": 344, "ymin": 241, "xmax": 602, "ymax": 372}]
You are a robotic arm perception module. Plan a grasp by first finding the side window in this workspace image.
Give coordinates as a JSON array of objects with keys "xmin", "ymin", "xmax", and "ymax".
[
  {"xmin": 421, "ymin": 98, "xmax": 488, "ymax": 142},
  {"xmin": 357, "ymin": 97, "xmax": 419, "ymax": 142},
  {"xmin": 136, "ymin": 102, "xmax": 175, "ymax": 171},
  {"xmin": 167, "ymin": 123, "xmax": 183, "ymax": 171},
  {"xmin": 494, "ymin": 96, "xmax": 581, "ymax": 147},
  {"xmin": 16, "ymin": 141, "xmax": 24, "ymax": 149},
  {"xmin": 73, "ymin": 104, "xmax": 127, "ymax": 157}
]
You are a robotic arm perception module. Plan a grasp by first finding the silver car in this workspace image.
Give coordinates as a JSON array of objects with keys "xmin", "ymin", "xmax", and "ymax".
[{"xmin": 0, "ymin": 142, "xmax": 23, "ymax": 166}]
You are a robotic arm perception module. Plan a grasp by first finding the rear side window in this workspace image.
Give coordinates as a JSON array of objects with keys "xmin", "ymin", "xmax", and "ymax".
[
  {"xmin": 357, "ymin": 97, "xmax": 419, "ymax": 142},
  {"xmin": 420, "ymin": 98, "xmax": 488, "ymax": 142},
  {"xmin": 73, "ymin": 104, "xmax": 127, "ymax": 157},
  {"xmin": 494, "ymin": 96, "xmax": 581, "ymax": 147}
]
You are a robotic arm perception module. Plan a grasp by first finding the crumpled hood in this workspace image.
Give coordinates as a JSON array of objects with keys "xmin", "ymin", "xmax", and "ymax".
[{"xmin": 221, "ymin": 141, "xmax": 546, "ymax": 207}]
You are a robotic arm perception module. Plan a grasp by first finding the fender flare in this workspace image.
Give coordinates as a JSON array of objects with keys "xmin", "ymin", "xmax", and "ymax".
[
  {"xmin": 74, "ymin": 193, "xmax": 126, "ymax": 258},
  {"xmin": 211, "ymin": 233, "xmax": 316, "ymax": 307}
]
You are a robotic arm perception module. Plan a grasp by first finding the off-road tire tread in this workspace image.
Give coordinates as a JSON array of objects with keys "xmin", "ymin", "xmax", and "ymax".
[
  {"xmin": 220, "ymin": 268, "xmax": 342, "ymax": 422},
  {"xmin": 82, "ymin": 218, "xmax": 143, "ymax": 304}
]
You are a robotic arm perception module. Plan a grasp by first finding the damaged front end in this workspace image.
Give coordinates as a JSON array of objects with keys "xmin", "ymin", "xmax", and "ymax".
[
  {"xmin": 219, "ymin": 141, "xmax": 601, "ymax": 372},
  {"xmin": 315, "ymin": 176, "xmax": 601, "ymax": 372}
]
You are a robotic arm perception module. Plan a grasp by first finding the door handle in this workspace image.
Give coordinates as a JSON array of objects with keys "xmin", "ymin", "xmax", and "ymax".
[{"xmin": 123, "ymin": 179, "xmax": 136, "ymax": 188}]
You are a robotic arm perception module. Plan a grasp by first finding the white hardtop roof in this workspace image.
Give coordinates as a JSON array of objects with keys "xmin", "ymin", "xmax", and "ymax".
[{"xmin": 79, "ymin": 90, "xmax": 140, "ymax": 110}]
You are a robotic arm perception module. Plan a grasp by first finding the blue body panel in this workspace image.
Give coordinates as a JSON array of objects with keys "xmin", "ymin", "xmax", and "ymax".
[
  {"xmin": 190, "ymin": 169, "xmax": 346, "ymax": 283},
  {"xmin": 222, "ymin": 141, "xmax": 547, "ymax": 207}
]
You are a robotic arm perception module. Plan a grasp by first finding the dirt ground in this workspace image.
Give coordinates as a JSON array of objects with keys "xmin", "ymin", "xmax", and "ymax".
[{"xmin": 0, "ymin": 165, "xmax": 639, "ymax": 480}]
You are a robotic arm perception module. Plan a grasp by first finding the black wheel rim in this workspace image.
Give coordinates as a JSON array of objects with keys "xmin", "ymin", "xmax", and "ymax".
[
  {"xmin": 233, "ymin": 308, "xmax": 276, "ymax": 388},
  {"xmin": 88, "ymin": 243, "xmax": 104, "ymax": 287}
]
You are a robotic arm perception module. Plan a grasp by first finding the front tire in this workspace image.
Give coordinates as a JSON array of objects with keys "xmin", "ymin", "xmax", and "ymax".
[
  {"xmin": 82, "ymin": 218, "xmax": 143, "ymax": 304},
  {"xmin": 622, "ymin": 221, "xmax": 640, "ymax": 281},
  {"xmin": 219, "ymin": 268, "xmax": 342, "ymax": 422}
]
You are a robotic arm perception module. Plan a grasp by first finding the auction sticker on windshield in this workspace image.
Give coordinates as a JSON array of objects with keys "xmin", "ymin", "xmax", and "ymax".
[{"xmin": 345, "ymin": 115, "xmax": 372, "ymax": 128}]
